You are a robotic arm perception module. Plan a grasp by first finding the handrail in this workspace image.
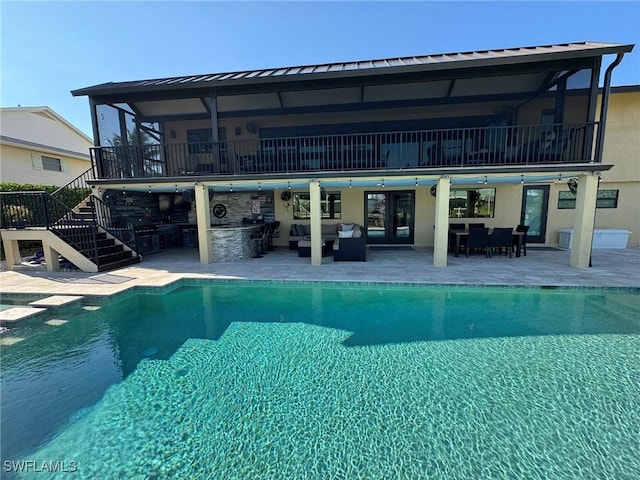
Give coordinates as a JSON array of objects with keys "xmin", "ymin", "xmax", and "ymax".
[
  {"xmin": 0, "ymin": 191, "xmax": 138, "ymax": 265},
  {"xmin": 90, "ymin": 121, "xmax": 599, "ymax": 179}
]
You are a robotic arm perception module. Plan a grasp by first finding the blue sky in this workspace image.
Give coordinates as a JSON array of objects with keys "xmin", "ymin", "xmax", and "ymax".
[{"xmin": 1, "ymin": 1, "xmax": 638, "ymax": 137}]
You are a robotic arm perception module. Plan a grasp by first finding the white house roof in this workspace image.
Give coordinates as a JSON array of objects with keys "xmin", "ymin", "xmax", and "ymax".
[{"xmin": 0, "ymin": 107, "xmax": 93, "ymax": 159}]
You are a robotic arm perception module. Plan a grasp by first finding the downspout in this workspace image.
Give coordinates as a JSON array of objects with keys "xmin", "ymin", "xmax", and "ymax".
[
  {"xmin": 595, "ymin": 53, "xmax": 625, "ymax": 162},
  {"xmin": 589, "ymin": 52, "xmax": 624, "ymax": 267}
]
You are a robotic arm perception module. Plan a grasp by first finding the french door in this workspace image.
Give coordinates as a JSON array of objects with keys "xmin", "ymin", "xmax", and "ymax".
[
  {"xmin": 521, "ymin": 185, "xmax": 550, "ymax": 243},
  {"xmin": 365, "ymin": 191, "xmax": 415, "ymax": 244}
]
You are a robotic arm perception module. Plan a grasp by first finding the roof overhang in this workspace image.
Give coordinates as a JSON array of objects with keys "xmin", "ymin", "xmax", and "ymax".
[{"xmin": 72, "ymin": 42, "xmax": 633, "ymax": 98}]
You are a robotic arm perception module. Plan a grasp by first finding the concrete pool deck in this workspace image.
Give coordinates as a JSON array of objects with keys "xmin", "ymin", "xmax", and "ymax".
[{"xmin": 1, "ymin": 246, "xmax": 639, "ymax": 300}]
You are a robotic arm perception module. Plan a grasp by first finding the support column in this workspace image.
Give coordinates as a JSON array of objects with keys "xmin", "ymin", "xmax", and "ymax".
[
  {"xmin": 433, "ymin": 176, "xmax": 451, "ymax": 267},
  {"xmin": 43, "ymin": 243, "xmax": 60, "ymax": 272},
  {"xmin": 309, "ymin": 180, "xmax": 323, "ymax": 266},
  {"xmin": 2, "ymin": 238, "xmax": 21, "ymax": 269},
  {"xmin": 195, "ymin": 184, "xmax": 212, "ymax": 264},
  {"xmin": 570, "ymin": 174, "xmax": 598, "ymax": 268}
]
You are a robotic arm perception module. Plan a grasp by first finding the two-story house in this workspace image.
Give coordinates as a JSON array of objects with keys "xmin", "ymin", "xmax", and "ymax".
[
  {"xmin": 1, "ymin": 41, "xmax": 635, "ymax": 272},
  {"xmin": 0, "ymin": 106, "xmax": 93, "ymax": 185}
]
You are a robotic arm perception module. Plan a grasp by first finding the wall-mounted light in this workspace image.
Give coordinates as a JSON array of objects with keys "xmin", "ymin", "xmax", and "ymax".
[
  {"xmin": 229, "ymin": 183, "xmax": 233, "ymax": 192},
  {"xmin": 557, "ymin": 174, "xmax": 563, "ymax": 183},
  {"xmin": 148, "ymin": 186, "xmax": 152, "ymax": 194},
  {"xmin": 175, "ymin": 185, "xmax": 179, "ymax": 193},
  {"xmin": 287, "ymin": 181, "xmax": 291, "ymax": 191},
  {"xmin": 520, "ymin": 175, "xmax": 524, "ymax": 185},
  {"xmin": 415, "ymin": 178, "xmax": 418, "ymax": 187},
  {"xmin": 122, "ymin": 186, "xmax": 126, "ymax": 195},
  {"xmin": 349, "ymin": 179, "xmax": 352, "ymax": 189},
  {"xmin": 484, "ymin": 176, "xmax": 488, "ymax": 185},
  {"xmin": 257, "ymin": 182, "xmax": 261, "ymax": 191},
  {"xmin": 382, "ymin": 178, "xmax": 385, "ymax": 188}
]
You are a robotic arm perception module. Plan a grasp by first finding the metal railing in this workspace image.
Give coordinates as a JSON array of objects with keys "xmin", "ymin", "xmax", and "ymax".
[
  {"xmin": 90, "ymin": 122, "xmax": 598, "ymax": 180},
  {"xmin": 0, "ymin": 191, "xmax": 138, "ymax": 266}
]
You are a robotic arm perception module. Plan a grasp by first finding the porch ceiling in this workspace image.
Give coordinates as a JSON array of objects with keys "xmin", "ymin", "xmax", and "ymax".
[{"xmin": 91, "ymin": 166, "xmax": 611, "ymax": 194}]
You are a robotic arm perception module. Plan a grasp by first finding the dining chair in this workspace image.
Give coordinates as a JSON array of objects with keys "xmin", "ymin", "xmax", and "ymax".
[
  {"xmin": 466, "ymin": 227, "xmax": 490, "ymax": 257},
  {"xmin": 513, "ymin": 224, "xmax": 530, "ymax": 256},
  {"xmin": 490, "ymin": 227, "xmax": 513, "ymax": 257}
]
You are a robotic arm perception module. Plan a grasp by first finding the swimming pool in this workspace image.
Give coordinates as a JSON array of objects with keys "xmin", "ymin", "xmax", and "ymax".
[{"xmin": 1, "ymin": 281, "xmax": 639, "ymax": 479}]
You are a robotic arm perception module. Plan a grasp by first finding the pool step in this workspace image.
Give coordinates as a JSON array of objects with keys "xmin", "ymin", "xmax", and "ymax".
[
  {"xmin": 0, "ymin": 295, "xmax": 84, "ymax": 325},
  {"xmin": 0, "ymin": 306, "xmax": 47, "ymax": 324},
  {"xmin": 29, "ymin": 295, "xmax": 83, "ymax": 310}
]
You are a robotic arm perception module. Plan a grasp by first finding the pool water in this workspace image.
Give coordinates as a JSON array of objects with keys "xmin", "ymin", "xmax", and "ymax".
[{"xmin": 1, "ymin": 282, "xmax": 639, "ymax": 479}]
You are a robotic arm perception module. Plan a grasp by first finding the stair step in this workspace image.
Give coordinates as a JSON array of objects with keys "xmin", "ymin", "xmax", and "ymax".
[
  {"xmin": 97, "ymin": 255, "xmax": 141, "ymax": 272},
  {"xmin": 98, "ymin": 251, "xmax": 136, "ymax": 264}
]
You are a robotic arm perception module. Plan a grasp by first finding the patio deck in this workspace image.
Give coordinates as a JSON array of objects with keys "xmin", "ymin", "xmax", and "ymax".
[{"xmin": 1, "ymin": 246, "xmax": 639, "ymax": 299}]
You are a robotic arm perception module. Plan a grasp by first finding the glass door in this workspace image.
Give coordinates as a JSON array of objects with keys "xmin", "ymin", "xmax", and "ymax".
[
  {"xmin": 365, "ymin": 191, "xmax": 415, "ymax": 244},
  {"xmin": 521, "ymin": 185, "xmax": 550, "ymax": 243}
]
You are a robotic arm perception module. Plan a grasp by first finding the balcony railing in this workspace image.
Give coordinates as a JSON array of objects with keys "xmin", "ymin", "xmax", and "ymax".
[{"xmin": 91, "ymin": 122, "xmax": 598, "ymax": 180}]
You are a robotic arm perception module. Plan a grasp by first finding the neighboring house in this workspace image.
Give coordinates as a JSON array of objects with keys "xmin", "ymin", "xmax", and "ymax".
[
  {"xmin": 1, "ymin": 41, "xmax": 636, "ymax": 272},
  {"xmin": 0, "ymin": 106, "xmax": 93, "ymax": 186}
]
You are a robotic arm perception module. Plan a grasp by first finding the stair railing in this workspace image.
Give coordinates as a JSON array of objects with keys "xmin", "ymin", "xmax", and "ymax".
[{"xmin": 89, "ymin": 195, "xmax": 138, "ymax": 252}]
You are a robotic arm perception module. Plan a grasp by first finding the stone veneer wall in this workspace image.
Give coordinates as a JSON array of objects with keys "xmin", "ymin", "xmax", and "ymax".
[
  {"xmin": 209, "ymin": 225, "xmax": 261, "ymax": 262},
  {"xmin": 207, "ymin": 191, "xmax": 274, "ymax": 224}
]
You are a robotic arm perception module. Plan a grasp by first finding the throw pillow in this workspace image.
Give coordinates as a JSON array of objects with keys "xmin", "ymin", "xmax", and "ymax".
[
  {"xmin": 340, "ymin": 223, "xmax": 355, "ymax": 232},
  {"xmin": 352, "ymin": 228, "xmax": 362, "ymax": 238},
  {"xmin": 338, "ymin": 230, "xmax": 354, "ymax": 239}
]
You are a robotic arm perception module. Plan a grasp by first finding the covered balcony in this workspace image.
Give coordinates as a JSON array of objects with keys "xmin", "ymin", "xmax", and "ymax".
[{"xmin": 91, "ymin": 121, "xmax": 598, "ymax": 180}]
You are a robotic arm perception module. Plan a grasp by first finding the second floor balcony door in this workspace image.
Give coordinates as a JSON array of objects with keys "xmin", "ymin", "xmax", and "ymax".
[{"xmin": 366, "ymin": 191, "xmax": 415, "ymax": 244}]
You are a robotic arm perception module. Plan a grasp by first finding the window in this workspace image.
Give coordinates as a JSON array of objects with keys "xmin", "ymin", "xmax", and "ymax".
[
  {"xmin": 558, "ymin": 190, "xmax": 619, "ymax": 209},
  {"xmin": 42, "ymin": 156, "xmax": 62, "ymax": 172},
  {"xmin": 187, "ymin": 128, "xmax": 213, "ymax": 154},
  {"xmin": 449, "ymin": 188, "xmax": 495, "ymax": 218},
  {"xmin": 293, "ymin": 192, "xmax": 341, "ymax": 220}
]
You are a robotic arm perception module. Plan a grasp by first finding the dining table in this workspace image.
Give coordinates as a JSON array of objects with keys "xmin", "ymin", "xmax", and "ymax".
[{"xmin": 449, "ymin": 228, "xmax": 525, "ymax": 257}]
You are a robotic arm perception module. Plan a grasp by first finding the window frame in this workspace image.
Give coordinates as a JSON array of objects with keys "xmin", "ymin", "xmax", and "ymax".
[
  {"xmin": 448, "ymin": 188, "xmax": 496, "ymax": 219},
  {"xmin": 41, "ymin": 155, "xmax": 62, "ymax": 172},
  {"xmin": 558, "ymin": 189, "xmax": 619, "ymax": 209},
  {"xmin": 292, "ymin": 191, "xmax": 342, "ymax": 220}
]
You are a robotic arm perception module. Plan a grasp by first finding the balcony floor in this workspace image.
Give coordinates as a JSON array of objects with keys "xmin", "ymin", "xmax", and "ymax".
[{"xmin": 1, "ymin": 246, "xmax": 639, "ymax": 298}]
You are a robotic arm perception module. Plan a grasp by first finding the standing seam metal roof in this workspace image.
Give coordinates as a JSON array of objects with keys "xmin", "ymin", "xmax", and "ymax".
[{"xmin": 71, "ymin": 41, "xmax": 634, "ymax": 96}]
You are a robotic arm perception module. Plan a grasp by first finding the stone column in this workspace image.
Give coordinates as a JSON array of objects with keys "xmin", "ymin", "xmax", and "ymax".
[
  {"xmin": 433, "ymin": 176, "xmax": 451, "ymax": 267},
  {"xmin": 570, "ymin": 174, "xmax": 599, "ymax": 268},
  {"xmin": 309, "ymin": 180, "xmax": 323, "ymax": 266},
  {"xmin": 195, "ymin": 184, "xmax": 212, "ymax": 263}
]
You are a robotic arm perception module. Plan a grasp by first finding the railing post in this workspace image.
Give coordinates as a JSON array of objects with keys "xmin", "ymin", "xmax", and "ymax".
[{"xmin": 42, "ymin": 192, "xmax": 50, "ymax": 228}]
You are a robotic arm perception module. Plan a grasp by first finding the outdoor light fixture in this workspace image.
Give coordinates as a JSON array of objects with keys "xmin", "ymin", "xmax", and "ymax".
[
  {"xmin": 484, "ymin": 176, "xmax": 488, "ymax": 185},
  {"xmin": 558, "ymin": 174, "xmax": 563, "ymax": 183},
  {"xmin": 521, "ymin": 175, "xmax": 524, "ymax": 184},
  {"xmin": 382, "ymin": 178, "xmax": 385, "ymax": 187},
  {"xmin": 229, "ymin": 183, "xmax": 233, "ymax": 192},
  {"xmin": 148, "ymin": 186, "xmax": 152, "ymax": 194},
  {"xmin": 258, "ymin": 182, "xmax": 261, "ymax": 191},
  {"xmin": 415, "ymin": 178, "xmax": 418, "ymax": 187},
  {"xmin": 288, "ymin": 181, "xmax": 291, "ymax": 191},
  {"xmin": 349, "ymin": 179, "xmax": 352, "ymax": 188}
]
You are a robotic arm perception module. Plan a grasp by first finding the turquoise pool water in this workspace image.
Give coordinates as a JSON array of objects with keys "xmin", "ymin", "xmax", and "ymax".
[{"xmin": 1, "ymin": 282, "xmax": 639, "ymax": 479}]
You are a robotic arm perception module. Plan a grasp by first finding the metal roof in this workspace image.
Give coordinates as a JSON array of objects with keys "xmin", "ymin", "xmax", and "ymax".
[{"xmin": 72, "ymin": 41, "xmax": 634, "ymax": 97}]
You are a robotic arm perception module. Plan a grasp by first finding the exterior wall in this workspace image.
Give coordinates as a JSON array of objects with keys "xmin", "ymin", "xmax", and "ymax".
[{"xmin": 0, "ymin": 144, "xmax": 90, "ymax": 186}]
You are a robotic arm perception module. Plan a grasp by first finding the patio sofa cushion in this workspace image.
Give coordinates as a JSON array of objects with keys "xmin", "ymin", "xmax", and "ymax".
[
  {"xmin": 289, "ymin": 223, "xmax": 339, "ymax": 249},
  {"xmin": 333, "ymin": 225, "xmax": 366, "ymax": 262}
]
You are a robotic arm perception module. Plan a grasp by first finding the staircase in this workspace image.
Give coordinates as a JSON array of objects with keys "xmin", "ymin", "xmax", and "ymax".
[
  {"xmin": 1, "ymin": 168, "xmax": 141, "ymax": 273},
  {"xmin": 61, "ymin": 204, "xmax": 140, "ymax": 272},
  {"xmin": 51, "ymin": 197, "xmax": 140, "ymax": 271}
]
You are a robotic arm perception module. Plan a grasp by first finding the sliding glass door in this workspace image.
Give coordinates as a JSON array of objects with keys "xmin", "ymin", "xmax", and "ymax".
[{"xmin": 365, "ymin": 191, "xmax": 415, "ymax": 244}]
